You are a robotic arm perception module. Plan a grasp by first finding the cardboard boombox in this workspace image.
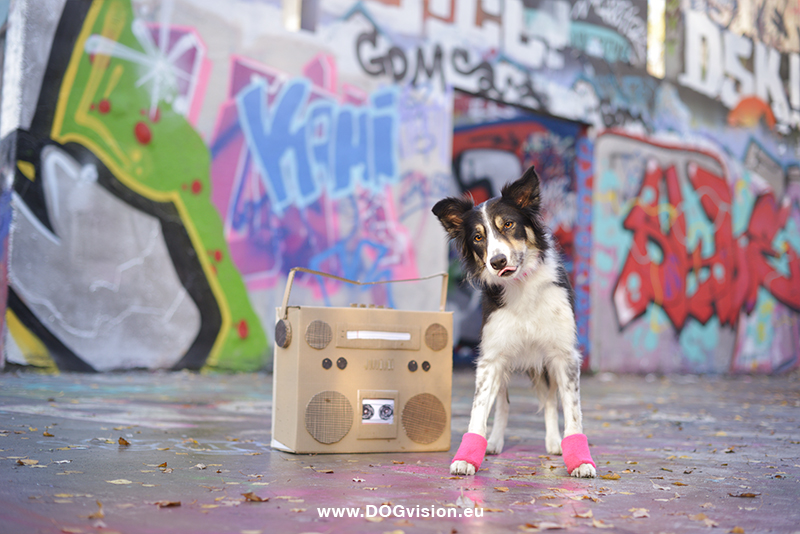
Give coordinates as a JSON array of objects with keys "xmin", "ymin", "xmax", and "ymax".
[{"xmin": 271, "ymin": 268, "xmax": 453, "ymax": 454}]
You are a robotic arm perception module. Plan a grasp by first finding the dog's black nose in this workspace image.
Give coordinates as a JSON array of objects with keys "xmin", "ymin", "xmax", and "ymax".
[{"xmin": 490, "ymin": 255, "xmax": 507, "ymax": 271}]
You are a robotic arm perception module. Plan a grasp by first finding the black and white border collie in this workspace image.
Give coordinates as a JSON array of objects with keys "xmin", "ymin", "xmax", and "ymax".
[{"xmin": 433, "ymin": 166, "xmax": 596, "ymax": 478}]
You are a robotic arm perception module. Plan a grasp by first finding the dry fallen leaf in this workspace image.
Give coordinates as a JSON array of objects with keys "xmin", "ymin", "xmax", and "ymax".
[
  {"xmin": 154, "ymin": 501, "xmax": 181, "ymax": 508},
  {"xmin": 592, "ymin": 519, "xmax": 615, "ymax": 529},
  {"xmin": 242, "ymin": 492, "xmax": 268, "ymax": 503},
  {"xmin": 600, "ymin": 472, "xmax": 620, "ymax": 480},
  {"xmin": 17, "ymin": 459, "xmax": 39, "ymax": 466},
  {"xmin": 118, "ymin": 437, "xmax": 130, "ymax": 446},
  {"xmin": 528, "ymin": 522, "xmax": 564, "ymax": 530},
  {"xmin": 106, "ymin": 479, "xmax": 132, "ymax": 485},
  {"xmin": 43, "ymin": 430, "xmax": 55, "ymax": 437},
  {"xmin": 85, "ymin": 501, "xmax": 104, "ymax": 520},
  {"xmin": 629, "ymin": 508, "xmax": 649, "ymax": 518},
  {"xmin": 575, "ymin": 510, "xmax": 594, "ymax": 519},
  {"xmin": 728, "ymin": 492, "xmax": 761, "ymax": 498},
  {"xmin": 730, "ymin": 527, "xmax": 745, "ymax": 533},
  {"xmin": 494, "ymin": 487, "xmax": 509, "ymax": 493}
]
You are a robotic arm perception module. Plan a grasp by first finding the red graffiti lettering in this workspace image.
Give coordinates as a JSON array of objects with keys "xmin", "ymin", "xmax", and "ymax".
[{"xmin": 614, "ymin": 160, "xmax": 799, "ymax": 331}]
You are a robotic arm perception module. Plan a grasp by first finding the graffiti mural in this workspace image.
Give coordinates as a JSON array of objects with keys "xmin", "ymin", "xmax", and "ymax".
[
  {"xmin": 2, "ymin": 0, "xmax": 798, "ymax": 375},
  {"xmin": 668, "ymin": 8, "xmax": 800, "ymax": 133},
  {"xmin": 592, "ymin": 132, "xmax": 800, "ymax": 373},
  {"xmin": 208, "ymin": 49, "xmax": 451, "ymax": 310},
  {"xmin": 4, "ymin": 0, "xmax": 266, "ymax": 371}
]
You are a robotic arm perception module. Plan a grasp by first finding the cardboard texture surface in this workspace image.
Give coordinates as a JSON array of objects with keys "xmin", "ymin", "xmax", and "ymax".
[{"xmin": 271, "ymin": 269, "xmax": 453, "ymax": 454}]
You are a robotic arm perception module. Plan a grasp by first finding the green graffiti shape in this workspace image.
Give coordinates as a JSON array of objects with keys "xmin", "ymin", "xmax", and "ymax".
[{"xmin": 51, "ymin": 0, "xmax": 267, "ymax": 371}]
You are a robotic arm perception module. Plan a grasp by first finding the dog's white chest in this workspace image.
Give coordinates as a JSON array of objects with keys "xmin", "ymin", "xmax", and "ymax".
[{"xmin": 480, "ymin": 271, "xmax": 576, "ymax": 362}]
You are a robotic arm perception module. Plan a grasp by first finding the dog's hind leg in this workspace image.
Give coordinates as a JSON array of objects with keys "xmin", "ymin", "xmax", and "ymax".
[
  {"xmin": 486, "ymin": 382, "xmax": 508, "ymax": 455},
  {"xmin": 531, "ymin": 368, "xmax": 561, "ymax": 454}
]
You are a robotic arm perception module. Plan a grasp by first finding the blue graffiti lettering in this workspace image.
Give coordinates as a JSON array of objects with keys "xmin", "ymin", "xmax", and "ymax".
[{"xmin": 236, "ymin": 77, "xmax": 399, "ymax": 213}]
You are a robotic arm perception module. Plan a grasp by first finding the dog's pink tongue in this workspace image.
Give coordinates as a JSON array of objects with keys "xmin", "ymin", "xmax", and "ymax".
[{"xmin": 500, "ymin": 266, "xmax": 517, "ymax": 277}]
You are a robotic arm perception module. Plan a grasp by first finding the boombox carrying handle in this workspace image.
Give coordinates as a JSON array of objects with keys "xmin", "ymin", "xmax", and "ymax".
[{"xmin": 278, "ymin": 267, "xmax": 449, "ymax": 320}]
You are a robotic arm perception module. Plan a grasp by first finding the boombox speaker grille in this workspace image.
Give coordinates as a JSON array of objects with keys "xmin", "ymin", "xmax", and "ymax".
[
  {"xmin": 425, "ymin": 323, "xmax": 448, "ymax": 351},
  {"xmin": 305, "ymin": 391, "xmax": 353, "ymax": 444},
  {"xmin": 402, "ymin": 393, "xmax": 447, "ymax": 444},
  {"xmin": 305, "ymin": 320, "xmax": 333, "ymax": 349}
]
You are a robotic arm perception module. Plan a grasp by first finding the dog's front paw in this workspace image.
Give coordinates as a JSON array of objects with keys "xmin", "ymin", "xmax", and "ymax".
[
  {"xmin": 570, "ymin": 463, "xmax": 596, "ymax": 478},
  {"xmin": 450, "ymin": 460, "xmax": 476, "ymax": 476},
  {"xmin": 486, "ymin": 437, "xmax": 504, "ymax": 455}
]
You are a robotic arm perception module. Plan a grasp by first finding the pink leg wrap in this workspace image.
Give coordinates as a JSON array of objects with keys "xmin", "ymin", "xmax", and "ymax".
[
  {"xmin": 561, "ymin": 433, "xmax": 595, "ymax": 474},
  {"xmin": 452, "ymin": 432, "xmax": 488, "ymax": 471}
]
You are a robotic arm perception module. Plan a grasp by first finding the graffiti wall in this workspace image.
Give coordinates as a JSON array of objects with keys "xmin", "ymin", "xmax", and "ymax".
[
  {"xmin": 1, "ymin": 0, "xmax": 453, "ymax": 371},
  {"xmin": 589, "ymin": 0, "xmax": 800, "ymax": 373},
  {"xmin": 3, "ymin": 0, "xmax": 266, "ymax": 371},
  {"xmin": 592, "ymin": 133, "xmax": 799, "ymax": 373},
  {"xmin": 2, "ymin": 0, "xmax": 798, "ymax": 373}
]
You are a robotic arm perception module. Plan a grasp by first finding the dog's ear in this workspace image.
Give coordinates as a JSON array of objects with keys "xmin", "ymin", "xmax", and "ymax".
[
  {"xmin": 432, "ymin": 196, "xmax": 474, "ymax": 238},
  {"xmin": 501, "ymin": 166, "xmax": 540, "ymax": 210}
]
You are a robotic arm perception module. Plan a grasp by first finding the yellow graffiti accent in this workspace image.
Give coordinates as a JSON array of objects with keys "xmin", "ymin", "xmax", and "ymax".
[
  {"xmin": 648, "ymin": 307, "xmax": 669, "ymax": 333},
  {"xmin": 650, "ymin": 261, "xmax": 663, "ymax": 305},
  {"xmin": 17, "ymin": 161, "xmax": 36, "ymax": 181},
  {"xmin": 104, "ymin": 63, "xmax": 124, "ymax": 99},
  {"xmin": 49, "ymin": 0, "xmax": 232, "ymax": 369},
  {"xmin": 6, "ymin": 310, "xmax": 58, "ymax": 373}
]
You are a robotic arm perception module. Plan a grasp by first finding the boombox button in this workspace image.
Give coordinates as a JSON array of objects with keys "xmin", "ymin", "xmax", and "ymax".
[
  {"xmin": 322, "ymin": 358, "xmax": 332, "ymax": 370},
  {"xmin": 408, "ymin": 360, "xmax": 418, "ymax": 372},
  {"xmin": 337, "ymin": 357, "xmax": 348, "ymax": 370},
  {"xmin": 422, "ymin": 361, "xmax": 431, "ymax": 372}
]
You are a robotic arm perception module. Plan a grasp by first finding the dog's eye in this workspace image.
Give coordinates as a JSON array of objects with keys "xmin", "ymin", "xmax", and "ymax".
[
  {"xmin": 473, "ymin": 235, "xmax": 483, "ymax": 243},
  {"xmin": 503, "ymin": 221, "xmax": 514, "ymax": 230}
]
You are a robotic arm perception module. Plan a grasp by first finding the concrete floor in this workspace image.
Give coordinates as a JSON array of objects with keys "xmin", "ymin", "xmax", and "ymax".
[{"xmin": 1, "ymin": 369, "xmax": 798, "ymax": 534}]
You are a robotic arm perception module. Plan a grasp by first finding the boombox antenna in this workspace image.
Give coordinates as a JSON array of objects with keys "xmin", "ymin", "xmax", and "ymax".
[{"xmin": 279, "ymin": 267, "xmax": 449, "ymax": 320}]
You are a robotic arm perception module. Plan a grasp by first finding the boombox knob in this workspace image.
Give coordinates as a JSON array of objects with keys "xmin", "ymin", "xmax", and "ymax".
[{"xmin": 275, "ymin": 319, "xmax": 292, "ymax": 348}]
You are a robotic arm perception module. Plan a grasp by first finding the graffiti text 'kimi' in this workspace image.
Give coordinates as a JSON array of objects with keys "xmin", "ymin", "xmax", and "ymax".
[{"xmin": 236, "ymin": 78, "xmax": 399, "ymax": 214}]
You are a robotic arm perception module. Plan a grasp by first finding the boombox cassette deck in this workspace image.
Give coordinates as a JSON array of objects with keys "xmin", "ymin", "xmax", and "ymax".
[{"xmin": 271, "ymin": 268, "xmax": 453, "ymax": 454}]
